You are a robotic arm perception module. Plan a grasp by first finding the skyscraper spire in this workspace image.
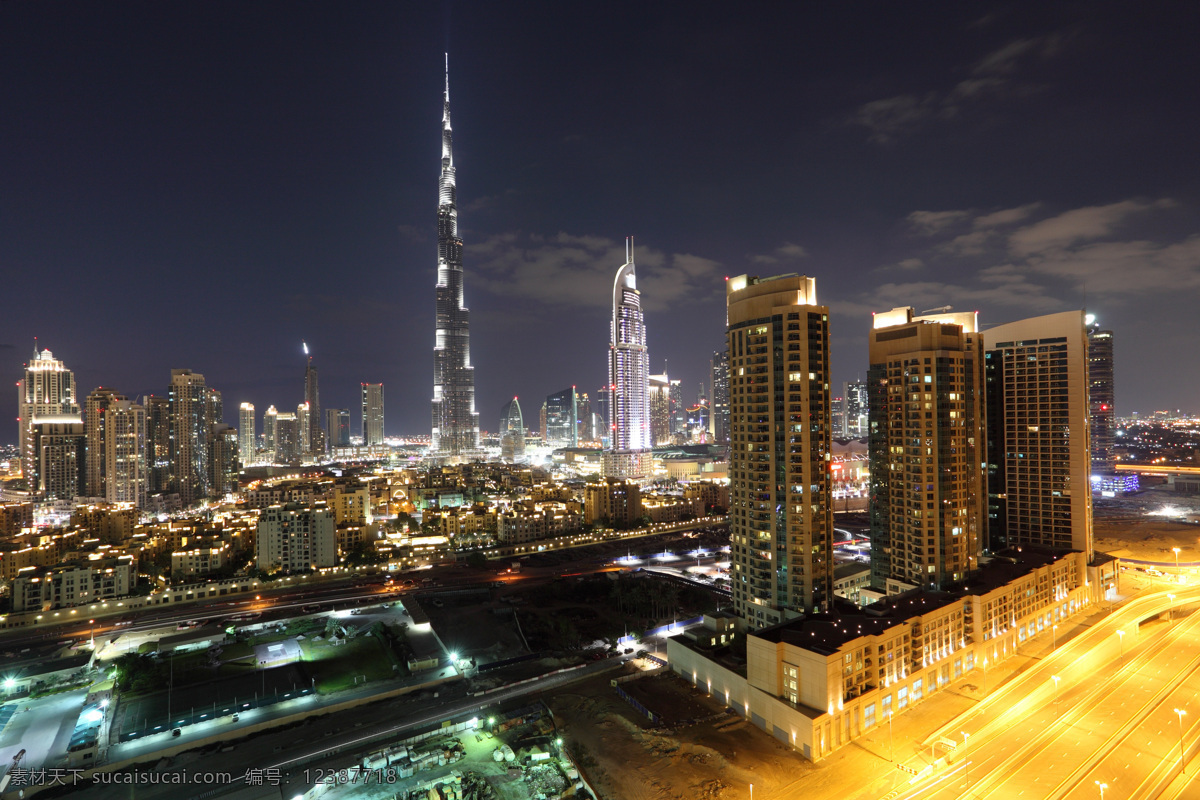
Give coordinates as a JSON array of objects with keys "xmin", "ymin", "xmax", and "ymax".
[{"xmin": 431, "ymin": 54, "xmax": 480, "ymax": 457}]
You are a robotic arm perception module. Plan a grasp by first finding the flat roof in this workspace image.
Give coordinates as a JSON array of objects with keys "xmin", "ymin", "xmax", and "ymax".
[{"xmin": 755, "ymin": 547, "xmax": 1082, "ymax": 655}]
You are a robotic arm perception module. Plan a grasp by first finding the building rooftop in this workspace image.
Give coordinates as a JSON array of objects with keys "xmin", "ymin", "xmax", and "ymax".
[{"xmin": 755, "ymin": 547, "xmax": 1084, "ymax": 656}]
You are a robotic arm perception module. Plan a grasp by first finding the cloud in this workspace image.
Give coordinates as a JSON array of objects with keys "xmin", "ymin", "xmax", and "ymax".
[
  {"xmin": 973, "ymin": 203, "xmax": 1041, "ymax": 229},
  {"xmin": 1008, "ymin": 199, "xmax": 1174, "ymax": 256},
  {"xmin": 907, "ymin": 210, "xmax": 970, "ymax": 235},
  {"xmin": 850, "ymin": 93, "xmax": 939, "ymax": 144},
  {"xmin": 851, "ymin": 33, "xmax": 1064, "ymax": 143},
  {"xmin": 751, "ymin": 241, "xmax": 808, "ymax": 264},
  {"xmin": 974, "ymin": 35, "xmax": 1062, "ymax": 75},
  {"xmin": 938, "ymin": 230, "xmax": 995, "ymax": 256},
  {"xmin": 831, "ymin": 276, "xmax": 1062, "ymax": 320},
  {"xmin": 397, "ymin": 224, "xmax": 427, "ymax": 243},
  {"xmin": 466, "ymin": 232, "xmax": 724, "ymax": 312}
]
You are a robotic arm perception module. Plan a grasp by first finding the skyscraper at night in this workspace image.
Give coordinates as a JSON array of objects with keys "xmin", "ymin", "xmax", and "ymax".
[
  {"xmin": 984, "ymin": 311, "xmax": 1094, "ymax": 556},
  {"xmin": 303, "ymin": 348, "xmax": 324, "ymax": 456},
  {"xmin": 499, "ymin": 397, "xmax": 525, "ymax": 462},
  {"xmin": 168, "ymin": 369, "xmax": 213, "ymax": 507},
  {"xmin": 844, "ymin": 379, "xmax": 868, "ymax": 439},
  {"xmin": 239, "ymin": 402, "xmax": 256, "ymax": 466},
  {"xmin": 544, "ymin": 388, "xmax": 578, "ymax": 449},
  {"xmin": 325, "ymin": 408, "xmax": 350, "ymax": 448},
  {"xmin": 710, "ymin": 349, "xmax": 729, "ymax": 445},
  {"xmin": 85, "ymin": 388, "xmax": 148, "ymax": 507},
  {"xmin": 263, "ymin": 404, "xmax": 278, "ymax": 457},
  {"xmin": 362, "ymin": 383, "xmax": 384, "ymax": 446},
  {"xmin": 727, "ymin": 273, "xmax": 832, "ymax": 627},
  {"xmin": 1087, "ymin": 319, "xmax": 1116, "ymax": 477},
  {"xmin": 430, "ymin": 55, "xmax": 480, "ymax": 457},
  {"xmin": 867, "ymin": 307, "xmax": 985, "ymax": 592},
  {"xmin": 602, "ymin": 239, "xmax": 651, "ymax": 480},
  {"xmin": 648, "ymin": 374, "xmax": 671, "ymax": 446},
  {"xmin": 17, "ymin": 348, "xmax": 80, "ymax": 489}
]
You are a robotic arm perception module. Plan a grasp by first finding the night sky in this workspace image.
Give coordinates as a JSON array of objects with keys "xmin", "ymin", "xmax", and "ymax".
[{"xmin": 3, "ymin": 2, "xmax": 1198, "ymax": 440}]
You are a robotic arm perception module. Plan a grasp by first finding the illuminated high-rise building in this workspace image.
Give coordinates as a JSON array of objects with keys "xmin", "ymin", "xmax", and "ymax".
[
  {"xmin": 239, "ymin": 403, "xmax": 256, "ymax": 466},
  {"xmin": 362, "ymin": 383, "xmax": 384, "ymax": 446},
  {"xmin": 1087, "ymin": 319, "xmax": 1116, "ymax": 477},
  {"xmin": 85, "ymin": 388, "xmax": 147, "ymax": 506},
  {"xmin": 168, "ymin": 369, "xmax": 213, "ymax": 507},
  {"xmin": 263, "ymin": 405, "xmax": 278, "ymax": 457},
  {"xmin": 17, "ymin": 348, "xmax": 79, "ymax": 490},
  {"xmin": 325, "ymin": 408, "xmax": 350, "ymax": 448},
  {"xmin": 844, "ymin": 380, "xmax": 868, "ymax": 439},
  {"xmin": 544, "ymin": 388, "xmax": 578, "ymax": 448},
  {"xmin": 602, "ymin": 239, "xmax": 651, "ymax": 479},
  {"xmin": 830, "ymin": 396, "xmax": 846, "ymax": 438},
  {"xmin": 499, "ymin": 397, "xmax": 525, "ymax": 462},
  {"xmin": 596, "ymin": 386, "xmax": 612, "ymax": 448},
  {"xmin": 144, "ymin": 395, "xmax": 170, "ymax": 494},
  {"xmin": 430, "ymin": 55, "xmax": 480, "ymax": 456},
  {"xmin": 710, "ymin": 349, "xmax": 730, "ymax": 445},
  {"xmin": 297, "ymin": 402, "xmax": 311, "ymax": 454},
  {"xmin": 576, "ymin": 392, "xmax": 592, "ymax": 442},
  {"xmin": 30, "ymin": 420, "xmax": 84, "ymax": 500},
  {"xmin": 648, "ymin": 374, "xmax": 671, "ymax": 446},
  {"xmin": 274, "ymin": 412, "xmax": 299, "ymax": 463},
  {"xmin": 867, "ymin": 306, "xmax": 985, "ymax": 592},
  {"xmin": 984, "ymin": 311, "xmax": 1094, "ymax": 556},
  {"xmin": 668, "ymin": 379, "xmax": 684, "ymax": 438},
  {"xmin": 727, "ymin": 273, "xmax": 832, "ymax": 627},
  {"xmin": 209, "ymin": 424, "xmax": 238, "ymax": 496},
  {"xmin": 303, "ymin": 348, "xmax": 324, "ymax": 456}
]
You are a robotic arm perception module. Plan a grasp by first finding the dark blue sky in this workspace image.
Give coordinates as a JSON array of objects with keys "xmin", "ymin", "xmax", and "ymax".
[{"xmin": 3, "ymin": 1, "xmax": 1198, "ymax": 439}]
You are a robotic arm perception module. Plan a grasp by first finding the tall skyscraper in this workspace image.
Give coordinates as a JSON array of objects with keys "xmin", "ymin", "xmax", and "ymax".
[
  {"xmin": 596, "ymin": 385, "xmax": 612, "ymax": 448},
  {"xmin": 85, "ymin": 388, "xmax": 147, "ymax": 506},
  {"xmin": 984, "ymin": 311, "xmax": 1094, "ymax": 556},
  {"xmin": 263, "ymin": 405, "xmax": 278, "ymax": 458},
  {"xmin": 168, "ymin": 369, "xmax": 213, "ymax": 507},
  {"xmin": 17, "ymin": 348, "xmax": 80, "ymax": 490},
  {"xmin": 710, "ymin": 349, "xmax": 730, "ymax": 445},
  {"xmin": 296, "ymin": 402, "xmax": 311, "ymax": 454},
  {"xmin": 362, "ymin": 383, "xmax": 384, "ymax": 446},
  {"xmin": 844, "ymin": 380, "xmax": 868, "ymax": 438},
  {"xmin": 30, "ymin": 420, "xmax": 84, "ymax": 500},
  {"xmin": 145, "ymin": 395, "xmax": 171, "ymax": 495},
  {"xmin": 499, "ymin": 397, "xmax": 525, "ymax": 462},
  {"xmin": 325, "ymin": 408, "xmax": 350, "ymax": 448},
  {"xmin": 303, "ymin": 348, "xmax": 324, "ymax": 456},
  {"xmin": 668, "ymin": 379, "xmax": 684, "ymax": 438},
  {"xmin": 867, "ymin": 307, "xmax": 985, "ymax": 592},
  {"xmin": 209, "ymin": 424, "xmax": 238, "ymax": 496},
  {"xmin": 430, "ymin": 55, "xmax": 480, "ymax": 456},
  {"xmin": 576, "ymin": 392, "xmax": 592, "ymax": 442},
  {"xmin": 274, "ymin": 413, "xmax": 299, "ymax": 463},
  {"xmin": 1087, "ymin": 319, "xmax": 1116, "ymax": 477},
  {"xmin": 648, "ymin": 374, "xmax": 671, "ymax": 446},
  {"xmin": 239, "ymin": 403, "xmax": 256, "ymax": 466},
  {"xmin": 544, "ymin": 387, "xmax": 579, "ymax": 448},
  {"xmin": 727, "ymin": 273, "xmax": 832, "ymax": 627},
  {"xmin": 830, "ymin": 396, "xmax": 846, "ymax": 438},
  {"xmin": 602, "ymin": 239, "xmax": 651, "ymax": 479}
]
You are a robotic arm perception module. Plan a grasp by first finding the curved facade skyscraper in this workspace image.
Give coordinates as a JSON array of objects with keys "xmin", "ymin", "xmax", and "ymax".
[
  {"xmin": 602, "ymin": 239, "xmax": 651, "ymax": 479},
  {"xmin": 430, "ymin": 55, "xmax": 480, "ymax": 457},
  {"xmin": 499, "ymin": 397, "xmax": 525, "ymax": 462}
]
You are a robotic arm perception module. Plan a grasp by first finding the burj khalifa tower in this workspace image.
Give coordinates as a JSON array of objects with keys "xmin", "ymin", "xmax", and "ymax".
[{"xmin": 430, "ymin": 55, "xmax": 480, "ymax": 456}]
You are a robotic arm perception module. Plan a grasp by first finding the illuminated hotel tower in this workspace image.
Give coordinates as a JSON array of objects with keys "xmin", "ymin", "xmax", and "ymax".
[
  {"xmin": 430, "ymin": 55, "xmax": 480, "ymax": 456},
  {"xmin": 602, "ymin": 239, "xmax": 651, "ymax": 479},
  {"xmin": 17, "ymin": 347, "xmax": 80, "ymax": 488}
]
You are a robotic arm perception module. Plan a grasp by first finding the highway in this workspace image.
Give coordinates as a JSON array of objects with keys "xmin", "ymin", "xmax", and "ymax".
[{"xmin": 884, "ymin": 585, "xmax": 1200, "ymax": 800}]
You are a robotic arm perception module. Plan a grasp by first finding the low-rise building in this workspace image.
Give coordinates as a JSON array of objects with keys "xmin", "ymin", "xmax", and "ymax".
[
  {"xmin": 668, "ymin": 549, "xmax": 1111, "ymax": 762},
  {"xmin": 833, "ymin": 563, "xmax": 871, "ymax": 606},
  {"xmin": 584, "ymin": 478, "xmax": 642, "ymax": 526},
  {"xmin": 641, "ymin": 495, "xmax": 703, "ymax": 524},
  {"xmin": 12, "ymin": 556, "xmax": 137, "ymax": 612},
  {"xmin": 171, "ymin": 541, "xmax": 233, "ymax": 577},
  {"xmin": 255, "ymin": 502, "xmax": 336, "ymax": 573}
]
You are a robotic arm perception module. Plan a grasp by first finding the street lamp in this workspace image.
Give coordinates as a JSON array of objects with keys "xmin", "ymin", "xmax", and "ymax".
[
  {"xmin": 89, "ymin": 619, "xmax": 95, "ymax": 648},
  {"xmin": 961, "ymin": 731, "xmax": 970, "ymax": 786},
  {"xmin": 1095, "ymin": 781, "xmax": 1107, "ymax": 800},
  {"xmin": 1175, "ymin": 708, "xmax": 1188, "ymax": 774}
]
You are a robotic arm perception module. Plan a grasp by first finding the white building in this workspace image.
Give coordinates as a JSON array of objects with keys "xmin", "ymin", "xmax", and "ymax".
[
  {"xmin": 602, "ymin": 239, "xmax": 651, "ymax": 480},
  {"xmin": 255, "ymin": 502, "xmax": 336, "ymax": 573},
  {"xmin": 12, "ymin": 556, "xmax": 136, "ymax": 612}
]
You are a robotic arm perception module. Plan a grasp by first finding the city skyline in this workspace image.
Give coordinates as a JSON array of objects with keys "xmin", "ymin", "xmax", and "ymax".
[{"xmin": 3, "ymin": 2, "xmax": 1199, "ymax": 440}]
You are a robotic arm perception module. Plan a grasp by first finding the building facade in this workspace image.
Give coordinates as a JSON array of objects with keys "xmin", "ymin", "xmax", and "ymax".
[
  {"xmin": 325, "ymin": 408, "xmax": 350, "ymax": 448},
  {"xmin": 544, "ymin": 387, "xmax": 579, "ymax": 449},
  {"xmin": 711, "ymin": 348, "xmax": 730, "ymax": 445},
  {"xmin": 1087, "ymin": 321, "xmax": 1116, "ymax": 477},
  {"xmin": 18, "ymin": 348, "xmax": 80, "ymax": 491},
  {"xmin": 602, "ymin": 239, "xmax": 651, "ymax": 479},
  {"xmin": 168, "ymin": 369, "xmax": 213, "ymax": 507},
  {"xmin": 727, "ymin": 273, "xmax": 833, "ymax": 627},
  {"xmin": 255, "ymin": 503, "xmax": 337, "ymax": 573},
  {"xmin": 844, "ymin": 380, "xmax": 868, "ymax": 439},
  {"xmin": 648, "ymin": 374, "xmax": 672, "ymax": 446},
  {"xmin": 84, "ymin": 390, "xmax": 146, "ymax": 507},
  {"xmin": 362, "ymin": 383, "xmax": 385, "ymax": 446},
  {"xmin": 867, "ymin": 307, "xmax": 985, "ymax": 592},
  {"xmin": 499, "ymin": 397, "xmax": 525, "ymax": 462},
  {"xmin": 239, "ymin": 402, "xmax": 256, "ymax": 466},
  {"xmin": 984, "ymin": 311, "xmax": 1094, "ymax": 556},
  {"xmin": 430, "ymin": 57, "xmax": 480, "ymax": 456}
]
